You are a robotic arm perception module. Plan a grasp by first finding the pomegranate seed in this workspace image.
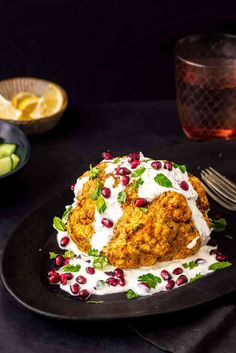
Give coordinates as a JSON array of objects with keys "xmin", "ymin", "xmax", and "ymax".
[
  {"xmin": 173, "ymin": 267, "xmax": 183, "ymax": 275},
  {"xmin": 122, "ymin": 175, "xmax": 130, "ymax": 186},
  {"xmin": 48, "ymin": 269, "xmax": 55, "ymax": 277},
  {"xmin": 134, "ymin": 198, "xmax": 147, "ymax": 207},
  {"xmin": 60, "ymin": 273, "xmax": 67, "ymax": 285},
  {"xmin": 151, "ymin": 161, "xmax": 162, "ymax": 170},
  {"xmin": 55, "ymin": 255, "xmax": 63, "ymax": 266},
  {"xmin": 131, "ymin": 160, "xmax": 140, "ymax": 169},
  {"xmin": 105, "ymin": 271, "xmax": 115, "ymax": 276},
  {"xmin": 195, "ymin": 258, "xmax": 206, "ymax": 265},
  {"xmin": 138, "ymin": 282, "xmax": 150, "ymax": 292},
  {"xmin": 210, "ymin": 249, "xmax": 220, "ymax": 256},
  {"xmin": 114, "ymin": 268, "xmax": 124, "ymax": 278},
  {"xmin": 76, "ymin": 275, "xmax": 87, "ymax": 284},
  {"xmin": 180, "ymin": 181, "xmax": 189, "ymax": 191},
  {"xmin": 102, "ymin": 187, "xmax": 111, "ymax": 198},
  {"xmin": 49, "ymin": 274, "xmax": 60, "ymax": 284},
  {"xmin": 127, "ymin": 152, "xmax": 140, "ymax": 163},
  {"xmin": 70, "ymin": 182, "xmax": 75, "ymax": 191},
  {"xmin": 207, "ymin": 238, "xmax": 218, "ymax": 247},
  {"xmin": 176, "ymin": 275, "xmax": 188, "ymax": 286},
  {"xmin": 119, "ymin": 167, "xmax": 131, "ymax": 176},
  {"xmin": 118, "ymin": 277, "xmax": 126, "ymax": 286},
  {"xmin": 161, "ymin": 270, "xmax": 172, "ymax": 281},
  {"xmin": 86, "ymin": 266, "xmax": 95, "ymax": 275},
  {"xmin": 70, "ymin": 283, "xmax": 80, "ymax": 294},
  {"xmin": 64, "ymin": 257, "xmax": 70, "ymax": 265},
  {"xmin": 101, "ymin": 218, "xmax": 113, "ymax": 228},
  {"xmin": 60, "ymin": 237, "xmax": 70, "ymax": 247},
  {"xmin": 66, "ymin": 273, "xmax": 74, "ymax": 280},
  {"xmin": 106, "ymin": 277, "xmax": 118, "ymax": 286},
  {"xmin": 102, "ymin": 150, "xmax": 113, "ymax": 160},
  {"xmin": 164, "ymin": 161, "xmax": 173, "ymax": 171},
  {"xmin": 216, "ymin": 254, "xmax": 228, "ymax": 262},
  {"xmin": 79, "ymin": 289, "xmax": 90, "ymax": 301},
  {"xmin": 166, "ymin": 280, "xmax": 175, "ymax": 290}
]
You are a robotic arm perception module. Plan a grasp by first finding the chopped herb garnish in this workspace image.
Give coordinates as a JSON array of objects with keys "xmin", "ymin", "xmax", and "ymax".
[
  {"xmin": 182, "ymin": 261, "xmax": 197, "ymax": 270},
  {"xmin": 89, "ymin": 164, "xmax": 100, "ymax": 179},
  {"xmin": 86, "ymin": 300, "xmax": 104, "ymax": 304},
  {"xmin": 190, "ymin": 273, "xmax": 204, "ymax": 283},
  {"xmin": 140, "ymin": 159, "xmax": 152, "ymax": 162},
  {"xmin": 53, "ymin": 216, "xmax": 65, "ymax": 231},
  {"xmin": 133, "ymin": 177, "xmax": 144, "ymax": 190},
  {"xmin": 63, "ymin": 250, "xmax": 75, "ymax": 259},
  {"xmin": 88, "ymin": 248, "xmax": 99, "ymax": 256},
  {"xmin": 93, "ymin": 256, "xmax": 108, "ymax": 269},
  {"xmin": 138, "ymin": 273, "xmax": 162, "ymax": 288},
  {"xmin": 154, "ymin": 173, "xmax": 173, "ymax": 188},
  {"xmin": 139, "ymin": 207, "xmax": 148, "ymax": 213},
  {"xmin": 49, "ymin": 251, "xmax": 59, "ymax": 259},
  {"xmin": 62, "ymin": 205, "xmax": 72, "ymax": 222},
  {"xmin": 117, "ymin": 191, "xmax": 127, "ymax": 203},
  {"xmin": 90, "ymin": 180, "xmax": 102, "ymax": 200},
  {"xmin": 61, "ymin": 264, "xmax": 81, "ymax": 272},
  {"xmin": 126, "ymin": 289, "xmax": 139, "ymax": 300},
  {"xmin": 173, "ymin": 163, "xmax": 187, "ymax": 173},
  {"xmin": 131, "ymin": 166, "xmax": 146, "ymax": 178},
  {"xmin": 96, "ymin": 195, "xmax": 107, "ymax": 214},
  {"xmin": 113, "ymin": 157, "xmax": 121, "ymax": 164},
  {"xmin": 210, "ymin": 218, "xmax": 227, "ymax": 232},
  {"xmin": 209, "ymin": 261, "xmax": 232, "ymax": 271}
]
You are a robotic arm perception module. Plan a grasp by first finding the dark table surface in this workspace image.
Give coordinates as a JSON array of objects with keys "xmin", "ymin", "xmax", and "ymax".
[{"xmin": 0, "ymin": 100, "xmax": 235, "ymax": 353}]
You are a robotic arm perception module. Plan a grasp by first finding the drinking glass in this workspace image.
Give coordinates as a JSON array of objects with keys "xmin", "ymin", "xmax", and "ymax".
[{"xmin": 175, "ymin": 33, "xmax": 236, "ymax": 140}]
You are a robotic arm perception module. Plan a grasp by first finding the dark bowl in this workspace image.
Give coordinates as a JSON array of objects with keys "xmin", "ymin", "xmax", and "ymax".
[{"xmin": 0, "ymin": 120, "xmax": 30, "ymax": 180}]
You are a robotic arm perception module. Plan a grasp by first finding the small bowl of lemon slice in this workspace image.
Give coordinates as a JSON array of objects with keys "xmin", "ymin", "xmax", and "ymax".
[{"xmin": 0, "ymin": 77, "xmax": 68, "ymax": 135}]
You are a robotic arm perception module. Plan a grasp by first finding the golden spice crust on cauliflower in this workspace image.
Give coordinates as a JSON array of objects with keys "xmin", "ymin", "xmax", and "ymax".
[{"xmin": 66, "ymin": 162, "xmax": 210, "ymax": 269}]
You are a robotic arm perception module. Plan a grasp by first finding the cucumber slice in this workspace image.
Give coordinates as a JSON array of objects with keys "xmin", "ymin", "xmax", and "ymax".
[
  {"xmin": 0, "ymin": 156, "xmax": 13, "ymax": 176},
  {"xmin": 11, "ymin": 153, "xmax": 20, "ymax": 169},
  {"xmin": 0, "ymin": 143, "xmax": 16, "ymax": 158}
]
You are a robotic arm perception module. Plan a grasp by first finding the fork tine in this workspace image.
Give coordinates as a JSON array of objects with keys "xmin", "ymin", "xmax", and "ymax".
[
  {"xmin": 201, "ymin": 181, "xmax": 236, "ymax": 211},
  {"xmin": 208, "ymin": 167, "xmax": 236, "ymax": 191},
  {"xmin": 201, "ymin": 171, "xmax": 236, "ymax": 203}
]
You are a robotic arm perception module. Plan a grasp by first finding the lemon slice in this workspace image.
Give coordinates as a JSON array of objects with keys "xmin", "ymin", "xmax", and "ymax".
[
  {"xmin": 0, "ymin": 95, "xmax": 21, "ymax": 120},
  {"xmin": 30, "ymin": 84, "xmax": 63, "ymax": 119},
  {"xmin": 18, "ymin": 96, "xmax": 40, "ymax": 120},
  {"xmin": 11, "ymin": 92, "xmax": 38, "ymax": 109}
]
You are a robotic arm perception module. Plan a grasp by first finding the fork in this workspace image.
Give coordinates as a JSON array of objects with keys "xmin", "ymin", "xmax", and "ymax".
[{"xmin": 201, "ymin": 167, "xmax": 236, "ymax": 211}]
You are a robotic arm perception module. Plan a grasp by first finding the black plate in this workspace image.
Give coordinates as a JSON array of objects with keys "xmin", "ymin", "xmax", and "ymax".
[{"xmin": 1, "ymin": 185, "xmax": 236, "ymax": 320}]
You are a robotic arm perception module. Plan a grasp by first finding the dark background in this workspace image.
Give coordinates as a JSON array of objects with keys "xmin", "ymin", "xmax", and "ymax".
[{"xmin": 0, "ymin": 0, "xmax": 236, "ymax": 105}]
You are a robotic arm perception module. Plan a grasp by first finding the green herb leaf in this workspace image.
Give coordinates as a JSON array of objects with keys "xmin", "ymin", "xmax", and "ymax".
[
  {"xmin": 90, "ymin": 180, "xmax": 102, "ymax": 200},
  {"xmin": 89, "ymin": 164, "xmax": 100, "ymax": 179},
  {"xmin": 131, "ymin": 166, "xmax": 146, "ymax": 178},
  {"xmin": 209, "ymin": 261, "xmax": 232, "ymax": 271},
  {"xmin": 117, "ymin": 191, "xmax": 127, "ymax": 203},
  {"xmin": 173, "ymin": 163, "xmax": 187, "ymax": 173},
  {"xmin": 140, "ymin": 159, "xmax": 152, "ymax": 162},
  {"xmin": 190, "ymin": 273, "xmax": 204, "ymax": 283},
  {"xmin": 139, "ymin": 207, "xmax": 148, "ymax": 213},
  {"xmin": 225, "ymin": 235, "xmax": 234, "ymax": 240},
  {"xmin": 93, "ymin": 256, "xmax": 108, "ymax": 269},
  {"xmin": 210, "ymin": 218, "xmax": 227, "ymax": 232},
  {"xmin": 61, "ymin": 264, "xmax": 81, "ymax": 272},
  {"xmin": 133, "ymin": 177, "xmax": 144, "ymax": 190},
  {"xmin": 126, "ymin": 289, "xmax": 139, "ymax": 300},
  {"xmin": 86, "ymin": 301, "xmax": 104, "ymax": 304},
  {"xmin": 53, "ymin": 216, "xmax": 65, "ymax": 231},
  {"xmin": 154, "ymin": 173, "xmax": 173, "ymax": 188},
  {"xmin": 96, "ymin": 195, "xmax": 107, "ymax": 214},
  {"xmin": 88, "ymin": 248, "xmax": 99, "ymax": 256},
  {"xmin": 113, "ymin": 157, "xmax": 121, "ymax": 164},
  {"xmin": 63, "ymin": 250, "xmax": 75, "ymax": 259},
  {"xmin": 49, "ymin": 251, "xmax": 59, "ymax": 259},
  {"xmin": 138, "ymin": 273, "xmax": 162, "ymax": 289},
  {"xmin": 182, "ymin": 261, "xmax": 197, "ymax": 270},
  {"xmin": 62, "ymin": 205, "xmax": 72, "ymax": 222}
]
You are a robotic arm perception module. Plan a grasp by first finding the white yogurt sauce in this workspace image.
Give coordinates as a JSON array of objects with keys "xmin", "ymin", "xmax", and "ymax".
[{"xmin": 52, "ymin": 153, "xmax": 215, "ymax": 299}]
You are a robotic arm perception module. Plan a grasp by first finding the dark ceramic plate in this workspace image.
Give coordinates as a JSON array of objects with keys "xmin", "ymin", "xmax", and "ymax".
[{"xmin": 1, "ymin": 187, "xmax": 236, "ymax": 321}]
